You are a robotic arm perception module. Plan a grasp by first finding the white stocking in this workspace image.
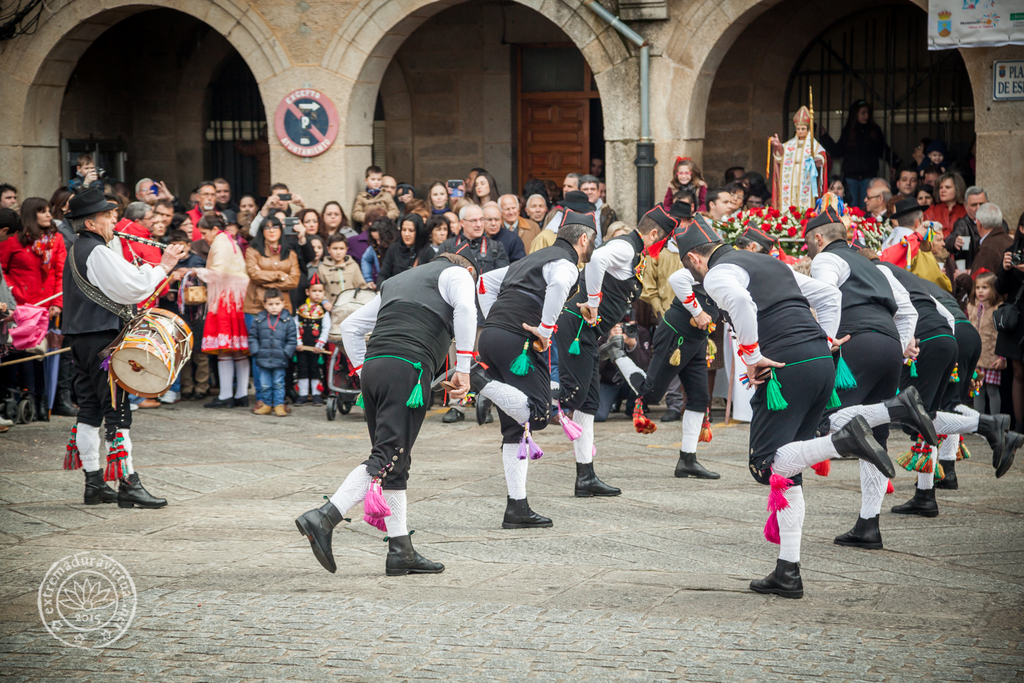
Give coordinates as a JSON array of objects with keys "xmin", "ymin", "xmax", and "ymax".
[
  {"xmin": 771, "ymin": 436, "xmax": 838, "ymax": 478},
  {"xmin": 297, "ymin": 379, "xmax": 310, "ymax": 397},
  {"xmin": 859, "ymin": 460, "xmax": 887, "ymax": 519},
  {"xmin": 572, "ymin": 411, "xmax": 594, "ymax": 464},
  {"xmin": 502, "ymin": 443, "xmax": 528, "ymax": 499},
  {"xmin": 777, "ymin": 485, "xmax": 805, "ymax": 563},
  {"xmin": 938, "ymin": 434, "xmax": 960, "ymax": 462},
  {"xmin": 613, "ymin": 356, "xmax": 646, "ymax": 395},
  {"xmin": 828, "ymin": 403, "xmax": 890, "ymax": 432},
  {"xmin": 217, "ymin": 358, "xmax": 235, "ymax": 401},
  {"xmin": 918, "ymin": 448, "xmax": 936, "ymax": 490},
  {"xmin": 328, "ymin": 465, "xmax": 373, "ymax": 515},
  {"xmin": 932, "ymin": 410, "xmax": 979, "ymax": 435},
  {"xmin": 77, "ymin": 424, "xmax": 101, "ymax": 472},
  {"xmin": 383, "ymin": 490, "xmax": 408, "ymax": 537},
  {"xmin": 121, "ymin": 428, "xmax": 135, "ymax": 476},
  {"xmin": 681, "ymin": 410, "xmax": 703, "ymax": 453},
  {"xmin": 479, "ymin": 381, "xmax": 530, "ymax": 424},
  {"xmin": 233, "ymin": 358, "xmax": 250, "ymax": 399}
]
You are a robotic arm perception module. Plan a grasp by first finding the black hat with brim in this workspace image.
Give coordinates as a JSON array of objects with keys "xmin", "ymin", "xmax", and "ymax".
[
  {"xmin": 802, "ymin": 205, "xmax": 844, "ymax": 238},
  {"xmin": 669, "ymin": 201, "xmax": 693, "ymax": 220},
  {"xmin": 65, "ymin": 188, "xmax": 118, "ymax": 219},
  {"xmin": 890, "ymin": 197, "xmax": 924, "ymax": 220},
  {"xmin": 675, "ymin": 214, "xmax": 722, "ymax": 255},
  {"xmin": 560, "ymin": 210, "xmax": 597, "ymax": 233},
  {"xmin": 741, "ymin": 224, "xmax": 776, "ymax": 251},
  {"xmin": 558, "ymin": 191, "xmax": 596, "ymax": 214}
]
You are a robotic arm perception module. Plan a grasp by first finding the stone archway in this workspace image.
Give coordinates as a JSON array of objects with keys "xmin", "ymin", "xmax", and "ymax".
[{"xmin": 0, "ymin": 0, "xmax": 288, "ymax": 195}]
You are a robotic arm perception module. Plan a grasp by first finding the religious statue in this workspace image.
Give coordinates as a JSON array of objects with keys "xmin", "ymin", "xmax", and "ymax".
[{"xmin": 769, "ymin": 106, "xmax": 826, "ymax": 211}]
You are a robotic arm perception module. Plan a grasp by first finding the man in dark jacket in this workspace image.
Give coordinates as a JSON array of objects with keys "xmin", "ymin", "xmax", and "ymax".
[
  {"xmin": 483, "ymin": 202, "xmax": 526, "ymax": 262},
  {"xmin": 953, "ymin": 196, "xmax": 1012, "ymax": 294}
]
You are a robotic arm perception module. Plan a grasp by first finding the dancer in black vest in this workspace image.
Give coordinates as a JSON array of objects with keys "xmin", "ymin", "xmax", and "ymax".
[
  {"xmin": 602, "ymin": 214, "xmax": 721, "ymax": 479},
  {"xmin": 476, "ymin": 211, "xmax": 596, "ymax": 528},
  {"xmin": 295, "ymin": 253, "xmax": 478, "ymax": 576},
  {"xmin": 552, "ymin": 206, "xmax": 674, "ymax": 496},
  {"xmin": 61, "ymin": 189, "xmax": 181, "ymax": 508},
  {"xmin": 803, "ymin": 207, "xmax": 937, "ymax": 549},
  {"xmin": 677, "ymin": 219, "xmax": 895, "ymax": 599}
]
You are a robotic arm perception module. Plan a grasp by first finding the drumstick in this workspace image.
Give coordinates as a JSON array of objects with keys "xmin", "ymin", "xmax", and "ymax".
[{"xmin": 0, "ymin": 347, "xmax": 70, "ymax": 367}]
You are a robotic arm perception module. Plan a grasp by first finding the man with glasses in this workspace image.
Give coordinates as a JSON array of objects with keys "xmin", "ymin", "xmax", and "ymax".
[{"xmin": 864, "ymin": 179, "xmax": 892, "ymax": 221}]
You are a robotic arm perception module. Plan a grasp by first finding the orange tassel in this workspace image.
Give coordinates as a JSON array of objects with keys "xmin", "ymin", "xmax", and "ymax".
[
  {"xmin": 811, "ymin": 459, "xmax": 831, "ymax": 477},
  {"xmin": 698, "ymin": 410, "xmax": 713, "ymax": 443}
]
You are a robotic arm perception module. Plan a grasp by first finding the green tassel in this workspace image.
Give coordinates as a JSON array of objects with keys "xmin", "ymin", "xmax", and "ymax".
[
  {"xmin": 766, "ymin": 370, "xmax": 788, "ymax": 411},
  {"xmin": 834, "ymin": 355, "xmax": 858, "ymax": 391},
  {"xmin": 568, "ymin": 338, "xmax": 581, "ymax": 355},
  {"xmin": 355, "ymin": 393, "xmax": 364, "ymax": 408},
  {"xmin": 826, "ymin": 388, "xmax": 842, "ymax": 410},
  {"xmin": 510, "ymin": 342, "xmax": 531, "ymax": 376},
  {"xmin": 909, "ymin": 359, "xmax": 918, "ymax": 377},
  {"xmin": 405, "ymin": 362, "xmax": 425, "ymax": 408}
]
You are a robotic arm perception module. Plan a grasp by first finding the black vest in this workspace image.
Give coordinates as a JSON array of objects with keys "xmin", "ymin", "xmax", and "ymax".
[
  {"xmin": 442, "ymin": 233, "xmax": 503, "ymax": 273},
  {"xmin": 62, "ymin": 231, "xmax": 131, "ymax": 336},
  {"xmin": 821, "ymin": 240, "xmax": 900, "ymax": 341},
  {"xmin": 663, "ymin": 282, "xmax": 720, "ymax": 344},
  {"xmin": 366, "ymin": 258, "xmax": 458, "ymax": 374},
  {"xmin": 876, "ymin": 262, "xmax": 951, "ymax": 339},
  {"xmin": 706, "ymin": 246, "xmax": 824, "ymax": 356},
  {"xmin": 565, "ymin": 230, "xmax": 645, "ymax": 337},
  {"xmin": 484, "ymin": 238, "xmax": 578, "ymax": 335},
  {"xmin": 919, "ymin": 278, "xmax": 968, "ymax": 322}
]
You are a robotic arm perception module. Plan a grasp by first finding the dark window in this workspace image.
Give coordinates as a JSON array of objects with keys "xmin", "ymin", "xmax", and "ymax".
[{"xmin": 521, "ymin": 47, "xmax": 585, "ymax": 93}]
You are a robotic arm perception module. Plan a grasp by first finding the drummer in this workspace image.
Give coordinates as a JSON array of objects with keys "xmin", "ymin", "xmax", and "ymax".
[{"xmin": 62, "ymin": 189, "xmax": 185, "ymax": 508}]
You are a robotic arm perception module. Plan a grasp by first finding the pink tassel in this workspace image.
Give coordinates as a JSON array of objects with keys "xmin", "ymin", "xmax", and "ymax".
[
  {"xmin": 362, "ymin": 480, "xmax": 391, "ymax": 531},
  {"xmin": 559, "ymin": 404, "xmax": 582, "ymax": 441},
  {"xmin": 516, "ymin": 437, "xmax": 529, "ymax": 460},
  {"xmin": 766, "ymin": 473, "xmax": 792, "ymax": 512},
  {"xmin": 763, "ymin": 511, "xmax": 781, "ymax": 544}
]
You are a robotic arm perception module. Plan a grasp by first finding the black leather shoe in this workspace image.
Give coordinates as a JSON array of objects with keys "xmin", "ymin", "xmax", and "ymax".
[
  {"xmin": 52, "ymin": 391, "xmax": 79, "ymax": 417},
  {"xmin": 295, "ymin": 501, "xmax": 345, "ymax": 573},
  {"xmin": 934, "ymin": 459, "xmax": 958, "ymax": 489},
  {"xmin": 598, "ymin": 335, "xmax": 626, "ymax": 362},
  {"xmin": 750, "ymin": 559, "xmax": 803, "ymax": 598},
  {"xmin": 884, "ymin": 386, "xmax": 937, "ymax": 446},
  {"xmin": 476, "ymin": 397, "xmax": 492, "ymax": 425},
  {"xmin": 385, "ymin": 535, "xmax": 444, "ymax": 576},
  {"xmin": 83, "ymin": 470, "xmax": 117, "ymax": 505},
  {"xmin": 442, "ymin": 407, "xmax": 465, "ymax": 423},
  {"xmin": 204, "ymin": 397, "xmax": 235, "ymax": 409},
  {"xmin": 834, "ymin": 515, "xmax": 882, "ymax": 549},
  {"xmin": 502, "ymin": 497, "xmax": 553, "ymax": 529},
  {"xmin": 35, "ymin": 394, "xmax": 49, "ymax": 422},
  {"xmin": 996, "ymin": 431, "xmax": 1022, "ymax": 478},
  {"xmin": 674, "ymin": 451, "xmax": 720, "ymax": 479},
  {"xmin": 976, "ymin": 413, "xmax": 1010, "ymax": 467},
  {"xmin": 117, "ymin": 473, "xmax": 168, "ymax": 509},
  {"xmin": 890, "ymin": 486, "xmax": 938, "ymax": 517},
  {"xmin": 294, "ymin": 396, "xmax": 309, "ymax": 406},
  {"xmin": 574, "ymin": 462, "xmax": 621, "ymax": 497},
  {"xmin": 235, "ymin": 397, "xmax": 249, "ymax": 408},
  {"xmin": 661, "ymin": 409, "xmax": 681, "ymax": 422},
  {"xmin": 832, "ymin": 415, "xmax": 896, "ymax": 479}
]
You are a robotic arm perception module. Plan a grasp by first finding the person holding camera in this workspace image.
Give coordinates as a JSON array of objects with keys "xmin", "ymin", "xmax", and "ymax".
[{"xmin": 68, "ymin": 154, "xmax": 106, "ymax": 193}]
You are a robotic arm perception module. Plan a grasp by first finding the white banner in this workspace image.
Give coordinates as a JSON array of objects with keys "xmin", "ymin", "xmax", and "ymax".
[{"xmin": 928, "ymin": 1, "xmax": 1024, "ymax": 50}]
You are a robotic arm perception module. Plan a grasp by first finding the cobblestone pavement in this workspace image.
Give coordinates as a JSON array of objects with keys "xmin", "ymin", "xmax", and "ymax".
[{"xmin": 1, "ymin": 399, "xmax": 1023, "ymax": 682}]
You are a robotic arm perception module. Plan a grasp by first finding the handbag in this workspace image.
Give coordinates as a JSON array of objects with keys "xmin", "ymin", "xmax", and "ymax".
[{"xmin": 993, "ymin": 284, "xmax": 1022, "ymax": 333}]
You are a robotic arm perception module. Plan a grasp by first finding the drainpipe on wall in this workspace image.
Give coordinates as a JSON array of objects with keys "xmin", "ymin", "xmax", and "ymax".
[{"xmin": 583, "ymin": 0, "xmax": 655, "ymax": 220}]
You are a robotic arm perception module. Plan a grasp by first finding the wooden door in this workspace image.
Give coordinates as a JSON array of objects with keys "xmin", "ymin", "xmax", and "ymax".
[{"xmin": 519, "ymin": 98, "xmax": 589, "ymax": 185}]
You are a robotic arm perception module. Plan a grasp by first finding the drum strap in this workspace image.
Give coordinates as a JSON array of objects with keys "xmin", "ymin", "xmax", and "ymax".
[{"xmin": 69, "ymin": 244, "xmax": 136, "ymax": 322}]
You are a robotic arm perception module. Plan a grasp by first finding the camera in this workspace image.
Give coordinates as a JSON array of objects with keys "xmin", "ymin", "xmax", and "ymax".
[
  {"xmin": 278, "ymin": 193, "xmax": 292, "ymax": 202},
  {"xmin": 446, "ymin": 180, "xmax": 464, "ymax": 198},
  {"xmin": 96, "ymin": 168, "xmax": 108, "ymax": 180},
  {"xmin": 1012, "ymin": 252, "xmax": 1024, "ymax": 267},
  {"xmin": 282, "ymin": 216, "xmax": 299, "ymax": 235},
  {"xmin": 621, "ymin": 322, "xmax": 639, "ymax": 339}
]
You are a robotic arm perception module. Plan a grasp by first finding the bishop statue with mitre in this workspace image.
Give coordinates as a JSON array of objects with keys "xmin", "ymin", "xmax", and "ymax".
[{"xmin": 769, "ymin": 106, "xmax": 826, "ymax": 211}]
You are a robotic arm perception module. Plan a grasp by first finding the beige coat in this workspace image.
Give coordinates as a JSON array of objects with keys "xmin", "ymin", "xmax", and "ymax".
[
  {"xmin": 351, "ymin": 190, "xmax": 400, "ymax": 223},
  {"xmin": 510, "ymin": 217, "xmax": 541, "ymax": 254},
  {"xmin": 243, "ymin": 246, "xmax": 301, "ymax": 314},
  {"xmin": 317, "ymin": 255, "xmax": 366, "ymax": 304},
  {"xmin": 968, "ymin": 300, "xmax": 1002, "ymax": 370},
  {"xmin": 640, "ymin": 246, "xmax": 682, "ymax": 318}
]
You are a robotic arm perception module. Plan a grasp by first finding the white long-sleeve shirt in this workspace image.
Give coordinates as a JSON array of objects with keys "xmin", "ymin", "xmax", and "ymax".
[
  {"xmin": 294, "ymin": 310, "xmax": 332, "ymax": 346},
  {"xmin": 703, "ymin": 263, "xmax": 841, "ymax": 365},
  {"xmin": 479, "ymin": 261, "xmax": 579, "ymax": 339},
  {"xmin": 584, "ymin": 238, "xmax": 636, "ymax": 308},
  {"xmin": 87, "ymin": 241, "xmax": 168, "ymax": 304},
  {"xmin": 341, "ymin": 266, "xmax": 478, "ymax": 374},
  {"xmin": 667, "ymin": 268, "xmax": 703, "ymax": 318},
  {"xmin": 807, "ymin": 250, "xmax": 918, "ymax": 352}
]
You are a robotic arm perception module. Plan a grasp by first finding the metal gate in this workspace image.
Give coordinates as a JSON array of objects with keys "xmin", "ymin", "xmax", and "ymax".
[
  {"xmin": 205, "ymin": 53, "xmax": 268, "ymax": 198},
  {"xmin": 786, "ymin": 5, "xmax": 974, "ymax": 176}
]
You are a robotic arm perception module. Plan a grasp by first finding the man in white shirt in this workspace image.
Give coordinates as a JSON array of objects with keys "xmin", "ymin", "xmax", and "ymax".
[{"xmin": 62, "ymin": 189, "xmax": 185, "ymax": 509}]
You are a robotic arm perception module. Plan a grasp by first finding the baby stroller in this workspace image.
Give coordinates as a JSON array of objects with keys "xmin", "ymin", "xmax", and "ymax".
[{"xmin": 322, "ymin": 288, "xmax": 374, "ymax": 420}]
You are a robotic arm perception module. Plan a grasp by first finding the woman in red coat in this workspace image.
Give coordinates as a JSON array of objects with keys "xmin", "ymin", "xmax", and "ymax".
[
  {"xmin": 923, "ymin": 172, "xmax": 967, "ymax": 239},
  {"xmin": 0, "ymin": 197, "xmax": 67, "ymax": 419}
]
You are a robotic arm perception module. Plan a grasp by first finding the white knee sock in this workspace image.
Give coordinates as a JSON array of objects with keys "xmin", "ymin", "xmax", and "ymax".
[
  {"xmin": 502, "ymin": 443, "xmax": 529, "ymax": 499},
  {"xmin": 121, "ymin": 428, "xmax": 135, "ymax": 476},
  {"xmin": 77, "ymin": 424, "xmax": 101, "ymax": 472},
  {"xmin": 859, "ymin": 460, "xmax": 887, "ymax": 518},
  {"xmin": 777, "ymin": 485, "xmax": 805, "ymax": 563},
  {"xmin": 772, "ymin": 436, "xmax": 838, "ymax": 478},
  {"xmin": 828, "ymin": 402, "xmax": 890, "ymax": 432},
  {"xmin": 572, "ymin": 411, "xmax": 594, "ymax": 464},
  {"xmin": 938, "ymin": 434, "xmax": 960, "ymax": 461},
  {"xmin": 933, "ymin": 410, "xmax": 979, "ymax": 435},
  {"xmin": 681, "ymin": 410, "xmax": 703, "ymax": 453},
  {"xmin": 917, "ymin": 447, "xmax": 936, "ymax": 489},
  {"xmin": 383, "ymin": 490, "xmax": 408, "ymax": 537},
  {"xmin": 479, "ymin": 381, "xmax": 531, "ymax": 424},
  {"xmin": 233, "ymin": 358, "xmax": 250, "ymax": 399},
  {"xmin": 613, "ymin": 356, "xmax": 647, "ymax": 395},
  {"xmin": 329, "ymin": 465, "xmax": 373, "ymax": 515},
  {"xmin": 297, "ymin": 379, "xmax": 310, "ymax": 397},
  {"xmin": 218, "ymin": 358, "xmax": 235, "ymax": 401}
]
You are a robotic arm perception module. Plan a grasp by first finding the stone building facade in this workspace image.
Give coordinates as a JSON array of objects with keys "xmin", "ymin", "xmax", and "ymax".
[{"xmin": 1, "ymin": 0, "xmax": 1021, "ymax": 222}]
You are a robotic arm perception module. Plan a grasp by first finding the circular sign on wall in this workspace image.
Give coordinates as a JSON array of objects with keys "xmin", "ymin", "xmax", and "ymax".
[{"xmin": 274, "ymin": 89, "xmax": 338, "ymax": 157}]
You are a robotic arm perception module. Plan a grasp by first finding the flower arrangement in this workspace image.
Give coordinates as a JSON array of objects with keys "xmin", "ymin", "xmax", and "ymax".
[{"xmin": 713, "ymin": 204, "xmax": 891, "ymax": 255}]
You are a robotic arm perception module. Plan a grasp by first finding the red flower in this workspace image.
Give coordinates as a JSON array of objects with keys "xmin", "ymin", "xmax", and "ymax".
[
  {"xmin": 849, "ymin": 207, "xmax": 865, "ymax": 218},
  {"xmin": 787, "ymin": 226, "xmax": 797, "ymax": 237}
]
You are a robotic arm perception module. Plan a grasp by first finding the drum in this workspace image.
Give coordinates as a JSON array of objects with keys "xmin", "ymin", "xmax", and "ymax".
[{"xmin": 109, "ymin": 309, "xmax": 193, "ymax": 397}]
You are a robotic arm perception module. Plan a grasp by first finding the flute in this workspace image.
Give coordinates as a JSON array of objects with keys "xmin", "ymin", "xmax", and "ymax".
[{"xmin": 114, "ymin": 230, "xmax": 168, "ymax": 250}]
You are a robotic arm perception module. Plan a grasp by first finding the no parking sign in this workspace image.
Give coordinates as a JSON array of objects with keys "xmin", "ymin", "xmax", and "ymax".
[{"xmin": 274, "ymin": 89, "xmax": 339, "ymax": 157}]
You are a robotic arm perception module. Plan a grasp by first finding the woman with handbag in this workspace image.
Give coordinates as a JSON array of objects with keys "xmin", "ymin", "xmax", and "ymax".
[{"xmin": 995, "ymin": 233, "xmax": 1024, "ymax": 428}]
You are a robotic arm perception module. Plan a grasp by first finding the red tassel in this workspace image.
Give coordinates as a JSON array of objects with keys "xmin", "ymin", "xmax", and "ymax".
[
  {"xmin": 698, "ymin": 410, "xmax": 713, "ymax": 443},
  {"xmin": 632, "ymin": 398, "xmax": 657, "ymax": 434},
  {"xmin": 102, "ymin": 432, "xmax": 128, "ymax": 482},
  {"xmin": 886, "ymin": 479, "xmax": 894, "ymax": 495},
  {"xmin": 64, "ymin": 425, "xmax": 82, "ymax": 471},
  {"xmin": 478, "ymin": 277, "xmax": 486, "ymax": 295},
  {"xmin": 646, "ymin": 236, "xmax": 670, "ymax": 259},
  {"xmin": 811, "ymin": 459, "xmax": 831, "ymax": 477}
]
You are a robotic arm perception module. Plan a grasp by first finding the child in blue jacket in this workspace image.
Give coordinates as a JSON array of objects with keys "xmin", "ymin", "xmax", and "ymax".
[{"xmin": 247, "ymin": 289, "xmax": 297, "ymax": 416}]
